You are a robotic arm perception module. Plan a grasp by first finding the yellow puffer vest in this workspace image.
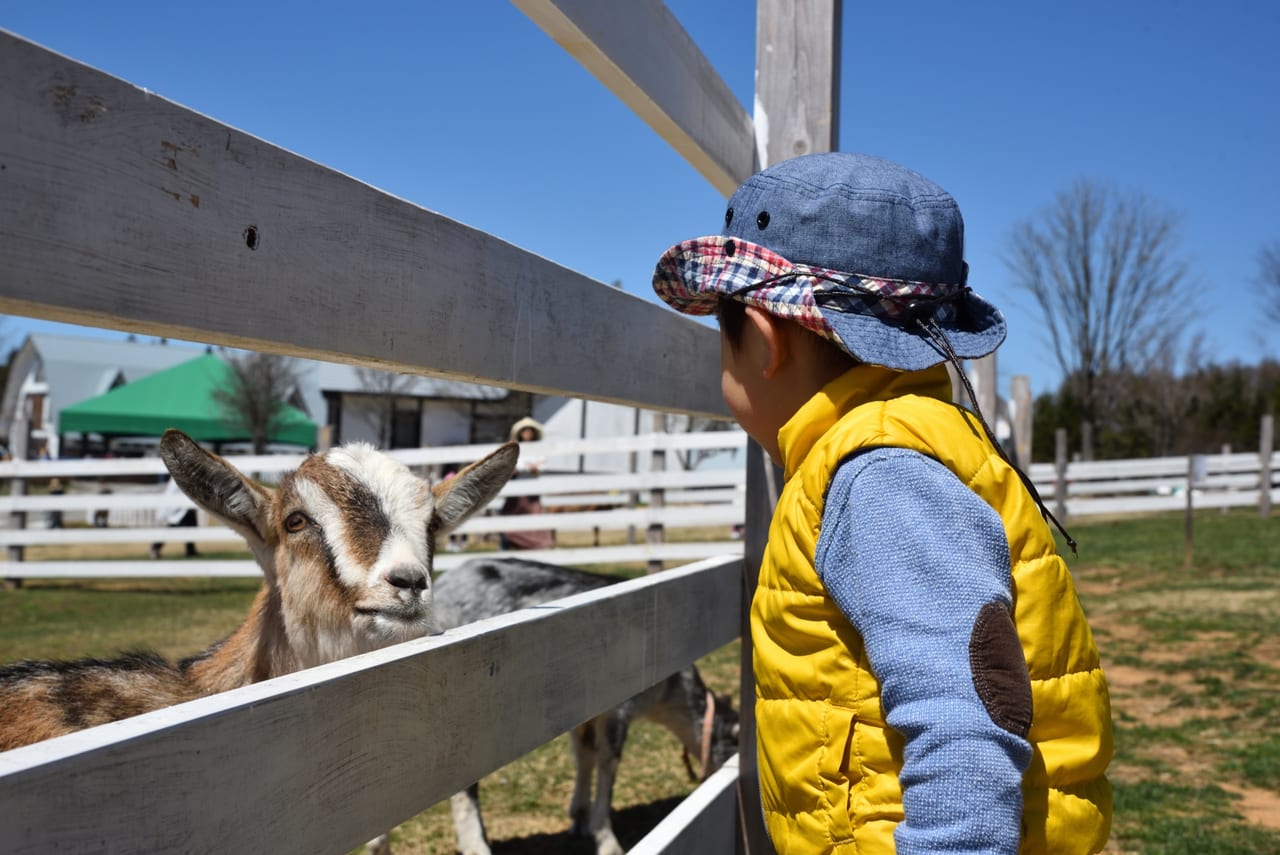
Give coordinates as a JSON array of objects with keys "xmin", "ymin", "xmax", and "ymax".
[{"xmin": 752, "ymin": 364, "xmax": 1112, "ymax": 854}]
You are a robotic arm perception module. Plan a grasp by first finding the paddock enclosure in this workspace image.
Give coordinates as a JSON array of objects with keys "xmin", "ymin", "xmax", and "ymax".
[{"xmin": 0, "ymin": 2, "xmax": 846, "ymax": 851}]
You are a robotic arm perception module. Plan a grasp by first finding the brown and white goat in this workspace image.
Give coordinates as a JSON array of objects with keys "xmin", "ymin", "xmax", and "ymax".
[{"xmin": 0, "ymin": 428, "xmax": 518, "ymax": 751}]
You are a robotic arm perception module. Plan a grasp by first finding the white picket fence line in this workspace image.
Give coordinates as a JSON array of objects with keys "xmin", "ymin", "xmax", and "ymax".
[
  {"xmin": 3, "ymin": 435, "xmax": 1276, "ymax": 581},
  {"xmin": 1, "ymin": 431, "xmax": 749, "ymax": 578},
  {"xmin": 1027, "ymin": 450, "xmax": 1280, "ymax": 517}
]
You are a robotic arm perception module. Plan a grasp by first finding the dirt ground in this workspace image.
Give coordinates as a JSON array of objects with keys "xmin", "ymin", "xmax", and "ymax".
[{"xmin": 1076, "ymin": 573, "xmax": 1280, "ymax": 836}]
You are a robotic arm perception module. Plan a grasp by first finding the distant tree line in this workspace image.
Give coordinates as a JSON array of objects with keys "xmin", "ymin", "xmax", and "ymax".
[
  {"xmin": 1031, "ymin": 359, "xmax": 1280, "ymax": 462},
  {"xmin": 1004, "ymin": 179, "xmax": 1277, "ymax": 463}
]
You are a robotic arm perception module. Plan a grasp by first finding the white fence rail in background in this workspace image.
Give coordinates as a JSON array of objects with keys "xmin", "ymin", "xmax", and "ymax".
[
  {"xmin": 3, "ymin": 436, "xmax": 1276, "ymax": 581},
  {"xmin": 1028, "ymin": 451, "xmax": 1280, "ymax": 517},
  {"xmin": 1, "ymin": 431, "xmax": 749, "ymax": 577}
]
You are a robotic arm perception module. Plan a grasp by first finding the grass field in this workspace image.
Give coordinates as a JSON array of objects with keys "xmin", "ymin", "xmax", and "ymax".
[{"xmin": 1, "ymin": 510, "xmax": 1277, "ymax": 853}]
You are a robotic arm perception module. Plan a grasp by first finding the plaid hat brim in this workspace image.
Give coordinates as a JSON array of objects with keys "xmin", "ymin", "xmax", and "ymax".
[{"xmin": 652, "ymin": 235, "xmax": 1006, "ymax": 371}]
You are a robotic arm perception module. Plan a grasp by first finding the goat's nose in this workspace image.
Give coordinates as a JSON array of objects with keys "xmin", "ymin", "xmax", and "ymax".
[{"xmin": 385, "ymin": 565, "xmax": 429, "ymax": 593}]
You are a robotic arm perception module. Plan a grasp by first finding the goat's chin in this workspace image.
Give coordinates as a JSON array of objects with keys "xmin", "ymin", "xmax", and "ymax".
[{"xmin": 353, "ymin": 609, "xmax": 437, "ymax": 647}]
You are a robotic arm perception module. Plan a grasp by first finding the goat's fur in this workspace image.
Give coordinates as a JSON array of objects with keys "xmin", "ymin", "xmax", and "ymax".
[
  {"xmin": 429, "ymin": 556, "xmax": 740, "ymax": 855},
  {"xmin": 0, "ymin": 429, "xmax": 518, "ymax": 752}
]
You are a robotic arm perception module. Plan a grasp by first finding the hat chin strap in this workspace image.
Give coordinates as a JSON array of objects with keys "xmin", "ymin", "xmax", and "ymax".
[{"xmin": 915, "ymin": 316, "xmax": 1078, "ymax": 556}]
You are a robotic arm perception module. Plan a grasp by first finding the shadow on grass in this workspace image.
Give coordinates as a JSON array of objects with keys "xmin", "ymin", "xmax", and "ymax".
[{"xmin": 490, "ymin": 796, "xmax": 685, "ymax": 854}]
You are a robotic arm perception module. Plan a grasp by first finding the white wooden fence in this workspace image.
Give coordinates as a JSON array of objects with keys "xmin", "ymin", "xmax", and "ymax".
[
  {"xmin": 0, "ymin": 431, "xmax": 750, "ymax": 578},
  {"xmin": 0, "ymin": 0, "xmax": 839, "ymax": 848},
  {"xmin": 1029, "ymin": 450, "xmax": 1280, "ymax": 518},
  {"xmin": 3, "ymin": 437, "xmax": 1277, "ymax": 583}
]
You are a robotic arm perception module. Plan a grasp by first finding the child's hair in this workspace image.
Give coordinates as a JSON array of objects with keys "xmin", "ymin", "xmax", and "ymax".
[
  {"xmin": 718, "ymin": 298, "xmax": 858, "ymax": 374},
  {"xmin": 717, "ymin": 298, "xmax": 749, "ymax": 348}
]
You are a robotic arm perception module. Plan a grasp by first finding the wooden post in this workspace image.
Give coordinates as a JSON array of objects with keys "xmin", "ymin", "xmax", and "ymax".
[
  {"xmin": 1011, "ymin": 375, "xmax": 1032, "ymax": 470},
  {"xmin": 755, "ymin": 0, "xmax": 841, "ymax": 165},
  {"xmin": 971, "ymin": 354, "xmax": 997, "ymax": 430},
  {"xmin": 1080, "ymin": 420, "xmax": 1094, "ymax": 462},
  {"xmin": 646, "ymin": 411, "xmax": 666, "ymax": 575},
  {"xmin": 749, "ymin": 2, "xmax": 840, "ymax": 851},
  {"xmin": 1184, "ymin": 455, "xmax": 1204, "ymax": 567},
  {"xmin": 1261, "ymin": 414, "xmax": 1274, "ymax": 518},
  {"xmin": 1054, "ymin": 427, "xmax": 1069, "ymax": 523},
  {"xmin": 628, "ymin": 408, "xmax": 641, "ymax": 545},
  {"xmin": 1221, "ymin": 443, "xmax": 1231, "ymax": 515},
  {"xmin": 5, "ymin": 418, "xmax": 28, "ymax": 589},
  {"xmin": 740, "ymin": 441, "xmax": 780, "ymax": 855}
]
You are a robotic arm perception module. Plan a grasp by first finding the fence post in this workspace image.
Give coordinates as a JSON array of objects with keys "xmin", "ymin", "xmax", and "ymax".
[
  {"xmin": 4, "ymin": 418, "xmax": 29, "ymax": 589},
  {"xmin": 971, "ymin": 354, "xmax": 997, "ymax": 429},
  {"xmin": 1221, "ymin": 444, "xmax": 1232, "ymax": 515},
  {"xmin": 646, "ymin": 412, "xmax": 666, "ymax": 574},
  {"xmin": 740, "ymin": 440, "xmax": 780, "ymax": 855},
  {"xmin": 1054, "ymin": 427, "xmax": 1068, "ymax": 522},
  {"xmin": 627, "ymin": 408, "xmax": 641, "ymax": 545},
  {"xmin": 1080, "ymin": 420, "xmax": 1094, "ymax": 462},
  {"xmin": 1011, "ymin": 375, "xmax": 1032, "ymax": 470},
  {"xmin": 1185, "ymin": 454, "xmax": 1206, "ymax": 567},
  {"xmin": 1261, "ymin": 414, "xmax": 1274, "ymax": 519}
]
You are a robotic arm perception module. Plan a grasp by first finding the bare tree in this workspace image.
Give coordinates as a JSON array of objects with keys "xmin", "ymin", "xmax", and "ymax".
[
  {"xmin": 354, "ymin": 366, "xmax": 419, "ymax": 447},
  {"xmin": 213, "ymin": 351, "xmax": 304, "ymax": 454},
  {"xmin": 1004, "ymin": 180, "xmax": 1195, "ymax": 428},
  {"xmin": 1256, "ymin": 239, "xmax": 1280, "ymax": 330}
]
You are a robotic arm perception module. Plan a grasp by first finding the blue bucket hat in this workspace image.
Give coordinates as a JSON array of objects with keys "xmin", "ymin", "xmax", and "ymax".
[{"xmin": 652, "ymin": 152, "xmax": 1006, "ymax": 371}]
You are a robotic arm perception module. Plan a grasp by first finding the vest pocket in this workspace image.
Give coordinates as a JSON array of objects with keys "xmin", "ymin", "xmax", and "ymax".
[{"xmin": 816, "ymin": 704, "xmax": 856, "ymax": 842}]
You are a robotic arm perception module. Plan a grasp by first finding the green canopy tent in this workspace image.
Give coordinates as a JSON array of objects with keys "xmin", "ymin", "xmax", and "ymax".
[{"xmin": 59, "ymin": 353, "xmax": 317, "ymax": 448}]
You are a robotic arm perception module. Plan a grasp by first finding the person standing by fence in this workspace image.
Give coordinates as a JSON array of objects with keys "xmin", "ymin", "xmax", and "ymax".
[
  {"xmin": 498, "ymin": 416, "xmax": 554, "ymax": 551},
  {"xmin": 150, "ymin": 476, "xmax": 199, "ymax": 559},
  {"xmin": 652, "ymin": 151, "xmax": 1112, "ymax": 854}
]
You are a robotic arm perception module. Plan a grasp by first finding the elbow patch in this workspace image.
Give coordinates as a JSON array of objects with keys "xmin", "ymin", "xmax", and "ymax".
[{"xmin": 969, "ymin": 601, "xmax": 1033, "ymax": 738}]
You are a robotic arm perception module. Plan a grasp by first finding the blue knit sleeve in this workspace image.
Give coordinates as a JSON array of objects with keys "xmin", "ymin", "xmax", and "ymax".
[{"xmin": 815, "ymin": 447, "xmax": 1032, "ymax": 855}]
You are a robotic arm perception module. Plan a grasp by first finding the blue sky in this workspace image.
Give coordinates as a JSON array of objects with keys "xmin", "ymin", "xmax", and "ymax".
[{"xmin": 3, "ymin": 1, "xmax": 1278, "ymax": 399}]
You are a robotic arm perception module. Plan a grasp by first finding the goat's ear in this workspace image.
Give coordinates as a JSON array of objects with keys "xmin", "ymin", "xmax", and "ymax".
[
  {"xmin": 159, "ymin": 429, "xmax": 273, "ymax": 549},
  {"xmin": 432, "ymin": 442, "xmax": 519, "ymax": 536}
]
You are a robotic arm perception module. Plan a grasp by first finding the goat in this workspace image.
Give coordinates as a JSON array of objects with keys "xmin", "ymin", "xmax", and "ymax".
[
  {"xmin": 424, "ymin": 556, "xmax": 740, "ymax": 855},
  {"xmin": 0, "ymin": 428, "xmax": 518, "ymax": 751}
]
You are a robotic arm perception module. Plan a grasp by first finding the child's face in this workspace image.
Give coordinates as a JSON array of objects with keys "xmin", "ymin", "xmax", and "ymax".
[{"xmin": 719, "ymin": 325, "xmax": 771, "ymax": 454}]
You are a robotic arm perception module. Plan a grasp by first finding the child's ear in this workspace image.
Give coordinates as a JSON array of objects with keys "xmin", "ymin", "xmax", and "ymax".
[{"xmin": 744, "ymin": 306, "xmax": 789, "ymax": 378}]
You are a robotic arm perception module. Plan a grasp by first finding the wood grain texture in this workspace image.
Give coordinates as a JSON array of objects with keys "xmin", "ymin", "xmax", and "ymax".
[
  {"xmin": 513, "ymin": 0, "xmax": 757, "ymax": 196},
  {"xmin": 0, "ymin": 31, "xmax": 727, "ymax": 418},
  {"xmin": 0, "ymin": 557, "xmax": 743, "ymax": 854},
  {"xmin": 754, "ymin": 0, "xmax": 841, "ymax": 167}
]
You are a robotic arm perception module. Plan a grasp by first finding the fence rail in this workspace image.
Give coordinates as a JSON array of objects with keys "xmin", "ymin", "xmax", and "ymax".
[
  {"xmin": 0, "ymin": 557, "xmax": 744, "ymax": 854},
  {"xmin": 3, "ymin": 435, "xmax": 1276, "ymax": 580},
  {"xmin": 1, "ymin": 431, "xmax": 749, "ymax": 577}
]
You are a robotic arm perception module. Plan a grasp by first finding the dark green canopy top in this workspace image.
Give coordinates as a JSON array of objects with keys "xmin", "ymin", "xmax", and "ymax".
[{"xmin": 59, "ymin": 353, "xmax": 317, "ymax": 447}]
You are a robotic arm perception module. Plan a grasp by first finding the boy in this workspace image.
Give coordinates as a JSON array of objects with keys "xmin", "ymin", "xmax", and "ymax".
[{"xmin": 651, "ymin": 152, "xmax": 1111, "ymax": 854}]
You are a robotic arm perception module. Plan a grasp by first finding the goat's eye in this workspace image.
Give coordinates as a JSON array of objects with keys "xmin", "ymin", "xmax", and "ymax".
[{"xmin": 284, "ymin": 511, "xmax": 309, "ymax": 533}]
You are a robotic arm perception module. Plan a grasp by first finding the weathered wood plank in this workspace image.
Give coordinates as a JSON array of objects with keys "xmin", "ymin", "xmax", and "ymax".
[
  {"xmin": 755, "ymin": 0, "xmax": 842, "ymax": 167},
  {"xmin": 739, "ymin": 4, "xmax": 843, "ymax": 853},
  {"xmin": 512, "ymin": 0, "xmax": 756, "ymax": 196},
  {"xmin": 0, "ymin": 31, "xmax": 727, "ymax": 418},
  {"xmin": 0, "ymin": 557, "xmax": 743, "ymax": 854}
]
